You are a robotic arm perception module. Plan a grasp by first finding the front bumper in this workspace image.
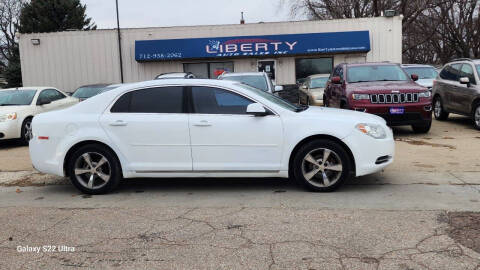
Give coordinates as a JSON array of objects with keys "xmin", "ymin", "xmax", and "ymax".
[
  {"xmin": 342, "ymin": 127, "xmax": 395, "ymax": 177},
  {"xmin": 351, "ymin": 101, "xmax": 432, "ymax": 126},
  {"xmin": 0, "ymin": 120, "xmax": 20, "ymax": 140}
]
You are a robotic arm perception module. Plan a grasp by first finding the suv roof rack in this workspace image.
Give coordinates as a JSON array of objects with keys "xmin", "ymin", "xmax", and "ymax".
[{"xmin": 451, "ymin": 58, "xmax": 473, "ymax": 62}]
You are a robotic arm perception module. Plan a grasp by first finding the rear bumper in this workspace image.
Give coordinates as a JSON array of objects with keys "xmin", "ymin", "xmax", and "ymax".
[
  {"xmin": 351, "ymin": 101, "xmax": 432, "ymax": 126},
  {"xmin": 29, "ymin": 136, "xmax": 65, "ymax": 176}
]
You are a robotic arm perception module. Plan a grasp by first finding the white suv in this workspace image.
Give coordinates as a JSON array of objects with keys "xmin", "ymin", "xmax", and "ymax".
[{"xmin": 30, "ymin": 79, "xmax": 394, "ymax": 194}]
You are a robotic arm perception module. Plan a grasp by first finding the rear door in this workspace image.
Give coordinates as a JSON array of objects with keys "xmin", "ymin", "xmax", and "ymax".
[
  {"xmin": 100, "ymin": 86, "xmax": 192, "ymax": 172},
  {"xmin": 188, "ymin": 86, "xmax": 283, "ymax": 171}
]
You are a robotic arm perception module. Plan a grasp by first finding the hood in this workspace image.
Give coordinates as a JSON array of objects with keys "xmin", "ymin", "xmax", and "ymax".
[
  {"xmin": 299, "ymin": 106, "xmax": 386, "ymax": 125},
  {"xmin": 416, "ymin": 79, "xmax": 434, "ymax": 88},
  {"xmin": 0, "ymin": 105, "xmax": 31, "ymax": 114},
  {"xmin": 347, "ymin": 81, "xmax": 427, "ymax": 92}
]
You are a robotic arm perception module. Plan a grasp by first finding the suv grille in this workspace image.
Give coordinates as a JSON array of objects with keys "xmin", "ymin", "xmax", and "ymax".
[{"xmin": 370, "ymin": 93, "xmax": 419, "ymax": 104}]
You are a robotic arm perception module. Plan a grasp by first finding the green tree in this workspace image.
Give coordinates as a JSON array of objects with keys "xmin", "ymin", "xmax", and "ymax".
[{"xmin": 18, "ymin": 0, "xmax": 96, "ymax": 34}]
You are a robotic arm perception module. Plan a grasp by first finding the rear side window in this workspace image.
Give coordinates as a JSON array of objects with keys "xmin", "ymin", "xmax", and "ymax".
[
  {"xmin": 110, "ymin": 87, "xmax": 184, "ymax": 113},
  {"xmin": 191, "ymin": 86, "xmax": 254, "ymax": 114},
  {"xmin": 439, "ymin": 64, "xmax": 462, "ymax": 81}
]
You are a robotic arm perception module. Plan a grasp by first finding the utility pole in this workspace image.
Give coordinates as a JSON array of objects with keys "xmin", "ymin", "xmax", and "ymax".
[{"xmin": 116, "ymin": 0, "xmax": 124, "ymax": 83}]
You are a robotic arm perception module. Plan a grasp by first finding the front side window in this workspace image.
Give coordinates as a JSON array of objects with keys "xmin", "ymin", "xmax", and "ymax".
[
  {"xmin": 221, "ymin": 75, "xmax": 269, "ymax": 92},
  {"xmin": 439, "ymin": 64, "xmax": 462, "ymax": 81},
  {"xmin": 191, "ymin": 86, "xmax": 254, "ymax": 115},
  {"xmin": 459, "ymin": 64, "xmax": 476, "ymax": 84},
  {"xmin": 38, "ymin": 89, "xmax": 65, "ymax": 104},
  {"xmin": 403, "ymin": 67, "xmax": 438, "ymax": 79},
  {"xmin": 235, "ymin": 83, "xmax": 299, "ymax": 112},
  {"xmin": 110, "ymin": 87, "xmax": 183, "ymax": 113},
  {"xmin": 0, "ymin": 90, "xmax": 37, "ymax": 106},
  {"xmin": 347, "ymin": 65, "xmax": 409, "ymax": 83}
]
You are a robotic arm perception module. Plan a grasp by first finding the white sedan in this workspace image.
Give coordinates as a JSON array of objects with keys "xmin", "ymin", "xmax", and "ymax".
[
  {"xmin": 0, "ymin": 87, "xmax": 78, "ymax": 143},
  {"xmin": 30, "ymin": 79, "xmax": 395, "ymax": 194}
]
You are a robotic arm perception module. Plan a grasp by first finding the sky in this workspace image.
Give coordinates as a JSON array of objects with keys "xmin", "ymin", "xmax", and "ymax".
[{"xmin": 80, "ymin": 0, "xmax": 296, "ymax": 29}]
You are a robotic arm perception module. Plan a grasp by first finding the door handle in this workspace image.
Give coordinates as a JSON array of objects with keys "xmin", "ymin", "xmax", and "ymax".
[
  {"xmin": 193, "ymin": 120, "xmax": 212, "ymax": 127},
  {"xmin": 109, "ymin": 120, "xmax": 128, "ymax": 126}
]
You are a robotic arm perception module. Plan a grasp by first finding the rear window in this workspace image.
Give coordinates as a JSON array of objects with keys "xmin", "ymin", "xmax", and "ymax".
[
  {"xmin": 72, "ymin": 86, "xmax": 106, "ymax": 99},
  {"xmin": 310, "ymin": 77, "xmax": 329, "ymax": 88},
  {"xmin": 111, "ymin": 87, "xmax": 184, "ymax": 113}
]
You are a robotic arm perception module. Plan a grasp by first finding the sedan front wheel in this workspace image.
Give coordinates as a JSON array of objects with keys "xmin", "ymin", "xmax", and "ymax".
[{"xmin": 293, "ymin": 139, "xmax": 352, "ymax": 192}]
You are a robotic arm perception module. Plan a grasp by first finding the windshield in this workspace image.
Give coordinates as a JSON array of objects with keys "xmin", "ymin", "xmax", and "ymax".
[
  {"xmin": 347, "ymin": 65, "xmax": 409, "ymax": 83},
  {"xmin": 72, "ymin": 86, "xmax": 106, "ymax": 99},
  {"xmin": 0, "ymin": 90, "xmax": 36, "ymax": 106},
  {"xmin": 221, "ymin": 75, "xmax": 269, "ymax": 92},
  {"xmin": 403, "ymin": 67, "xmax": 438, "ymax": 79},
  {"xmin": 310, "ymin": 77, "xmax": 329, "ymax": 88},
  {"xmin": 235, "ymin": 83, "xmax": 302, "ymax": 112}
]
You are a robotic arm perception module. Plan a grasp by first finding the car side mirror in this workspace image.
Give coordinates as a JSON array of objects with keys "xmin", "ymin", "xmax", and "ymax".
[
  {"xmin": 300, "ymin": 85, "xmax": 307, "ymax": 90},
  {"xmin": 274, "ymin": 85, "xmax": 284, "ymax": 93},
  {"xmin": 411, "ymin": 74, "xmax": 419, "ymax": 81},
  {"xmin": 331, "ymin": 76, "xmax": 342, "ymax": 84},
  {"xmin": 246, "ymin": 103, "xmax": 268, "ymax": 117},
  {"xmin": 37, "ymin": 98, "xmax": 51, "ymax": 105},
  {"xmin": 459, "ymin": 77, "xmax": 470, "ymax": 85}
]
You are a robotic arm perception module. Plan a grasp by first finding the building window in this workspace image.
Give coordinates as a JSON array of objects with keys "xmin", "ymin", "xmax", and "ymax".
[
  {"xmin": 295, "ymin": 57, "xmax": 333, "ymax": 83},
  {"xmin": 184, "ymin": 62, "xmax": 234, "ymax": 79}
]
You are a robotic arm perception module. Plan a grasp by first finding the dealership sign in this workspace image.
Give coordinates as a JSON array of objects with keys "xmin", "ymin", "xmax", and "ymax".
[{"xmin": 135, "ymin": 31, "xmax": 370, "ymax": 61}]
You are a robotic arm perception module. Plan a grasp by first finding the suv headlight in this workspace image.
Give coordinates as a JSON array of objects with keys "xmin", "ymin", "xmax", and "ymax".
[
  {"xmin": 0, "ymin": 113, "xmax": 17, "ymax": 122},
  {"xmin": 419, "ymin": 91, "xmax": 431, "ymax": 98},
  {"xmin": 352, "ymin": 94, "xmax": 370, "ymax": 100},
  {"xmin": 356, "ymin": 123, "xmax": 387, "ymax": 139}
]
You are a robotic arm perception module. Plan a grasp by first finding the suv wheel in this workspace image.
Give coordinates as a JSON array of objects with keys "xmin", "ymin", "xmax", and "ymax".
[
  {"xmin": 473, "ymin": 103, "xmax": 480, "ymax": 130},
  {"xmin": 433, "ymin": 96, "xmax": 449, "ymax": 120},
  {"xmin": 293, "ymin": 139, "xmax": 352, "ymax": 192},
  {"xmin": 67, "ymin": 144, "xmax": 122, "ymax": 195},
  {"xmin": 412, "ymin": 121, "xmax": 432, "ymax": 134}
]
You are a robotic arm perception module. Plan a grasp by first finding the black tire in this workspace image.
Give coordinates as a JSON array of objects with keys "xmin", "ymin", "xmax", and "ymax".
[
  {"xmin": 323, "ymin": 95, "xmax": 327, "ymax": 107},
  {"xmin": 412, "ymin": 121, "xmax": 432, "ymax": 134},
  {"xmin": 433, "ymin": 96, "xmax": 449, "ymax": 120},
  {"xmin": 20, "ymin": 117, "xmax": 33, "ymax": 145},
  {"xmin": 293, "ymin": 139, "xmax": 352, "ymax": 192},
  {"xmin": 473, "ymin": 102, "xmax": 480, "ymax": 131},
  {"xmin": 66, "ymin": 144, "xmax": 122, "ymax": 195}
]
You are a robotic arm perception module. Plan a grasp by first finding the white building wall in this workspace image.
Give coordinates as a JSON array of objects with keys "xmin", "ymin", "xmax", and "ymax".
[{"xmin": 19, "ymin": 16, "xmax": 402, "ymax": 92}]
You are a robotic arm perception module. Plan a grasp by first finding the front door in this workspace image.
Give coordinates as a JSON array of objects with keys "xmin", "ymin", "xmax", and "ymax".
[
  {"xmin": 258, "ymin": 60, "xmax": 276, "ymax": 83},
  {"xmin": 188, "ymin": 86, "xmax": 283, "ymax": 171},
  {"xmin": 100, "ymin": 86, "xmax": 192, "ymax": 172},
  {"xmin": 455, "ymin": 64, "xmax": 478, "ymax": 113}
]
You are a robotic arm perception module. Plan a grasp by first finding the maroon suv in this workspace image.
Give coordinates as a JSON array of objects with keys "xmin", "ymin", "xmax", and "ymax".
[{"xmin": 324, "ymin": 62, "xmax": 433, "ymax": 133}]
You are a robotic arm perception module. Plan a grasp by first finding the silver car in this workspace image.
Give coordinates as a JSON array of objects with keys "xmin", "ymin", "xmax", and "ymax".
[
  {"xmin": 401, "ymin": 64, "xmax": 438, "ymax": 90},
  {"xmin": 432, "ymin": 58, "xmax": 480, "ymax": 130}
]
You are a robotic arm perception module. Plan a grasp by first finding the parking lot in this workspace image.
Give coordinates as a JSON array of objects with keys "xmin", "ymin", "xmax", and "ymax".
[{"xmin": 1, "ymin": 116, "xmax": 480, "ymax": 269}]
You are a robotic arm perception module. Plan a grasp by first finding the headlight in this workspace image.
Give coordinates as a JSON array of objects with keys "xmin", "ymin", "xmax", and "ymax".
[
  {"xmin": 356, "ymin": 123, "xmax": 387, "ymax": 139},
  {"xmin": 352, "ymin": 94, "xmax": 370, "ymax": 100},
  {"xmin": 419, "ymin": 91, "xmax": 431, "ymax": 98},
  {"xmin": 0, "ymin": 113, "xmax": 17, "ymax": 122}
]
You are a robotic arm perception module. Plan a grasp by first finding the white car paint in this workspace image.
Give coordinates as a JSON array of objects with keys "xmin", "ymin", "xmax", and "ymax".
[
  {"xmin": 29, "ymin": 79, "xmax": 394, "ymax": 182},
  {"xmin": 0, "ymin": 87, "xmax": 78, "ymax": 141}
]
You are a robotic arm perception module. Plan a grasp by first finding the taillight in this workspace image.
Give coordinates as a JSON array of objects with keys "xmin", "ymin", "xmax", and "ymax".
[{"xmin": 38, "ymin": 136, "xmax": 49, "ymax": 140}]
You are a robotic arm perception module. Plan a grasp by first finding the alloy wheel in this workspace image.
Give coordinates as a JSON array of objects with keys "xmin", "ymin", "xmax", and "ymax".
[
  {"xmin": 434, "ymin": 100, "xmax": 442, "ymax": 118},
  {"xmin": 74, "ymin": 152, "xmax": 111, "ymax": 190},
  {"xmin": 301, "ymin": 148, "xmax": 343, "ymax": 188},
  {"xmin": 475, "ymin": 106, "xmax": 480, "ymax": 127},
  {"xmin": 24, "ymin": 121, "xmax": 33, "ymax": 142}
]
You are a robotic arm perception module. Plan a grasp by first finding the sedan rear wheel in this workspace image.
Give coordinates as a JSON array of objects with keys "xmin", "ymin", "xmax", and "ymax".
[
  {"xmin": 293, "ymin": 140, "xmax": 352, "ymax": 192},
  {"xmin": 67, "ymin": 144, "xmax": 121, "ymax": 194}
]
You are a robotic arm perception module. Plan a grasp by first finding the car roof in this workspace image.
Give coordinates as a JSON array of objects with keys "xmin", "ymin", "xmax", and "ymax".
[
  {"xmin": 0, "ymin": 87, "xmax": 53, "ymax": 91},
  {"xmin": 113, "ymin": 79, "xmax": 239, "ymax": 91},
  {"xmin": 307, "ymin": 74, "xmax": 330, "ymax": 78},
  {"xmin": 401, "ymin": 64, "xmax": 435, "ymax": 68},
  {"xmin": 220, "ymin": 72, "xmax": 266, "ymax": 77},
  {"xmin": 344, "ymin": 62, "xmax": 399, "ymax": 67},
  {"xmin": 156, "ymin": 72, "xmax": 190, "ymax": 78},
  {"xmin": 77, "ymin": 84, "xmax": 111, "ymax": 88}
]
